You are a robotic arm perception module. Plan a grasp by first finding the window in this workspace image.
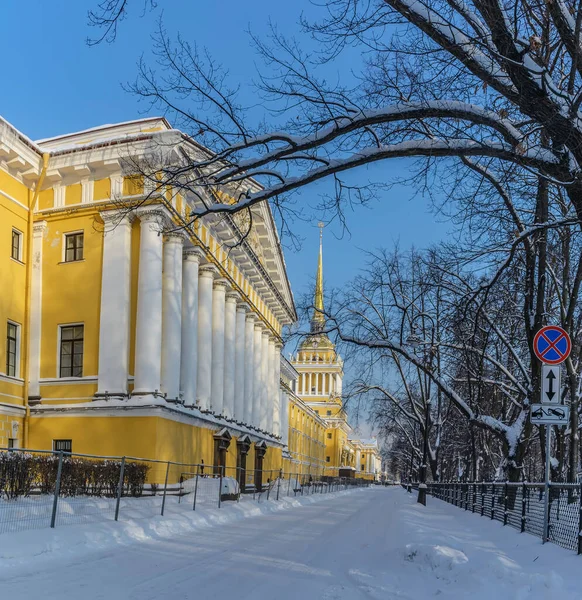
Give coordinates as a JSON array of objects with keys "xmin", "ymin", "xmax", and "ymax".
[
  {"xmin": 7, "ymin": 438, "xmax": 17, "ymax": 449},
  {"xmin": 315, "ymin": 410, "xmax": 319, "ymax": 415},
  {"xmin": 361, "ymin": 464, "xmax": 365, "ymax": 471},
  {"xmin": 6, "ymin": 322, "xmax": 19, "ymax": 377},
  {"xmin": 327, "ymin": 433, "xmax": 332, "ymax": 440},
  {"xmin": 59, "ymin": 325, "xmax": 84, "ymax": 377},
  {"xmin": 326, "ymin": 456, "xmax": 331, "ymax": 463},
  {"xmin": 11, "ymin": 229, "xmax": 22, "ymax": 261},
  {"xmin": 64, "ymin": 232, "xmax": 84, "ymax": 262},
  {"xmin": 327, "ymin": 410, "xmax": 332, "ymax": 416},
  {"xmin": 53, "ymin": 439, "xmax": 72, "ymax": 453}
]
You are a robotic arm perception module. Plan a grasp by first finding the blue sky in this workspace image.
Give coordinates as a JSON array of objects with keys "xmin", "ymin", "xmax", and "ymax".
[{"xmin": 2, "ymin": 1, "xmax": 449, "ymax": 431}]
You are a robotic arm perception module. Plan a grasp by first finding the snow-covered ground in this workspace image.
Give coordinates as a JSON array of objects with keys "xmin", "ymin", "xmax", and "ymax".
[{"xmin": 0, "ymin": 487, "xmax": 580, "ymax": 599}]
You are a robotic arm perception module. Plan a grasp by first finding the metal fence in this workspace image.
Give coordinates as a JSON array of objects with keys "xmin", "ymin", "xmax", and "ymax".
[
  {"xmin": 0, "ymin": 448, "xmax": 370, "ymax": 536},
  {"xmin": 418, "ymin": 482, "xmax": 582, "ymax": 554}
]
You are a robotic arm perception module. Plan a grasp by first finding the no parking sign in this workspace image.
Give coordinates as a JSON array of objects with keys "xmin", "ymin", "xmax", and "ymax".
[{"xmin": 533, "ymin": 325, "xmax": 571, "ymax": 365}]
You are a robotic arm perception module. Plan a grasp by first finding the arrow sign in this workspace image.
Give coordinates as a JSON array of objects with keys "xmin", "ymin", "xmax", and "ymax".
[{"xmin": 542, "ymin": 365, "xmax": 560, "ymax": 403}]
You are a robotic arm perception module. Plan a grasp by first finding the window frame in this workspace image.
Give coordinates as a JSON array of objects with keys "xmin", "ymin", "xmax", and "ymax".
[
  {"xmin": 53, "ymin": 439, "xmax": 72, "ymax": 453},
  {"xmin": 63, "ymin": 230, "xmax": 84, "ymax": 263},
  {"xmin": 326, "ymin": 456, "xmax": 331, "ymax": 463},
  {"xmin": 11, "ymin": 228, "xmax": 23, "ymax": 262},
  {"xmin": 327, "ymin": 432, "xmax": 332, "ymax": 440},
  {"xmin": 58, "ymin": 323, "xmax": 84, "ymax": 378},
  {"xmin": 6, "ymin": 321, "xmax": 20, "ymax": 378}
]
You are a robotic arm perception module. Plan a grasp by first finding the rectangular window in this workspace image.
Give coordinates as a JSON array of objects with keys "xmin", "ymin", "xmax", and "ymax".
[
  {"xmin": 59, "ymin": 325, "xmax": 84, "ymax": 377},
  {"xmin": 64, "ymin": 232, "xmax": 84, "ymax": 262},
  {"xmin": 11, "ymin": 229, "xmax": 22, "ymax": 261},
  {"xmin": 53, "ymin": 439, "xmax": 72, "ymax": 453},
  {"xmin": 327, "ymin": 433, "xmax": 332, "ymax": 439},
  {"xmin": 7, "ymin": 438, "xmax": 17, "ymax": 449},
  {"xmin": 326, "ymin": 456, "xmax": 331, "ymax": 463},
  {"xmin": 6, "ymin": 321, "xmax": 19, "ymax": 377},
  {"xmin": 361, "ymin": 464, "xmax": 365, "ymax": 471},
  {"xmin": 326, "ymin": 410, "xmax": 332, "ymax": 416}
]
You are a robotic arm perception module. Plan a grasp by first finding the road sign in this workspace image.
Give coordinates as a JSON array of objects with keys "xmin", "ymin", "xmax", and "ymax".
[
  {"xmin": 530, "ymin": 403, "xmax": 569, "ymax": 425},
  {"xmin": 533, "ymin": 326, "xmax": 571, "ymax": 365},
  {"xmin": 541, "ymin": 365, "xmax": 560, "ymax": 403}
]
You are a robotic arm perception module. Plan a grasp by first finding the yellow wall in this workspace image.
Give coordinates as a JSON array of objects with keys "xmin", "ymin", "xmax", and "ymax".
[{"xmin": 39, "ymin": 212, "xmax": 103, "ymax": 387}]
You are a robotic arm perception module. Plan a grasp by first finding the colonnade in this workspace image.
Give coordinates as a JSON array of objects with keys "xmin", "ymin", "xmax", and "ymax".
[{"xmin": 97, "ymin": 208, "xmax": 283, "ymax": 436}]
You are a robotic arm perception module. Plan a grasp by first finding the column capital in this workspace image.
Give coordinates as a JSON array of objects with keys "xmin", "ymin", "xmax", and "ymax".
[
  {"xmin": 100, "ymin": 209, "xmax": 135, "ymax": 229},
  {"xmin": 213, "ymin": 278, "xmax": 229, "ymax": 291},
  {"xmin": 226, "ymin": 290, "xmax": 240, "ymax": 304},
  {"xmin": 183, "ymin": 245, "xmax": 205, "ymax": 262},
  {"xmin": 237, "ymin": 302, "xmax": 250, "ymax": 313},
  {"xmin": 136, "ymin": 206, "xmax": 170, "ymax": 227},
  {"xmin": 33, "ymin": 220, "xmax": 48, "ymax": 235},
  {"xmin": 254, "ymin": 321, "xmax": 264, "ymax": 332},
  {"xmin": 199, "ymin": 264, "xmax": 218, "ymax": 279},
  {"xmin": 245, "ymin": 311, "xmax": 256, "ymax": 322},
  {"xmin": 262, "ymin": 330, "xmax": 271, "ymax": 338},
  {"xmin": 164, "ymin": 231, "xmax": 186, "ymax": 244}
]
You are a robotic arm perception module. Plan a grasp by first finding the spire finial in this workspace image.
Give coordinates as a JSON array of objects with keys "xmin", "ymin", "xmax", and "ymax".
[{"xmin": 312, "ymin": 223, "xmax": 325, "ymax": 331}]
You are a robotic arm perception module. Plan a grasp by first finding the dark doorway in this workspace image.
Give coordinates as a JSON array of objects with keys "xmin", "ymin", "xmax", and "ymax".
[
  {"xmin": 213, "ymin": 428, "xmax": 232, "ymax": 475},
  {"xmin": 254, "ymin": 441, "xmax": 267, "ymax": 491},
  {"xmin": 237, "ymin": 435, "xmax": 252, "ymax": 492}
]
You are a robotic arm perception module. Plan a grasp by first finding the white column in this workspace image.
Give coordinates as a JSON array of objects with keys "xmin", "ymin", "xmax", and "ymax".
[
  {"xmin": 29, "ymin": 221, "xmax": 48, "ymax": 399},
  {"xmin": 252, "ymin": 323, "xmax": 263, "ymax": 427},
  {"xmin": 133, "ymin": 210, "xmax": 164, "ymax": 398},
  {"xmin": 211, "ymin": 279, "xmax": 227, "ymax": 414},
  {"xmin": 180, "ymin": 248, "xmax": 203, "ymax": 406},
  {"xmin": 272, "ymin": 344, "xmax": 282, "ymax": 436},
  {"xmin": 97, "ymin": 213, "xmax": 132, "ymax": 398},
  {"xmin": 356, "ymin": 449, "xmax": 361, "ymax": 471},
  {"xmin": 161, "ymin": 233, "xmax": 184, "ymax": 401},
  {"xmin": 223, "ymin": 291, "xmax": 238, "ymax": 418},
  {"xmin": 266, "ymin": 337, "xmax": 276, "ymax": 433},
  {"xmin": 337, "ymin": 372, "xmax": 343, "ymax": 396},
  {"xmin": 234, "ymin": 303, "xmax": 247, "ymax": 420},
  {"xmin": 260, "ymin": 331, "xmax": 270, "ymax": 431},
  {"xmin": 280, "ymin": 391, "xmax": 289, "ymax": 445},
  {"xmin": 197, "ymin": 265, "xmax": 216, "ymax": 410}
]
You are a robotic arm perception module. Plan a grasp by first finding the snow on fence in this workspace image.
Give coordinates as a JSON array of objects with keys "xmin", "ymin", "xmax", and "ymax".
[
  {"xmin": 419, "ymin": 482, "xmax": 582, "ymax": 555},
  {"xmin": 0, "ymin": 448, "xmax": 370, "ymax": 536}
]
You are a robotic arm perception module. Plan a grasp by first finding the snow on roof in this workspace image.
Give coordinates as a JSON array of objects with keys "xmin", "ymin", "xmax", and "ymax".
[{"xmin": 35, "ymin": 117, "xmax": 172, "ymax": 152}]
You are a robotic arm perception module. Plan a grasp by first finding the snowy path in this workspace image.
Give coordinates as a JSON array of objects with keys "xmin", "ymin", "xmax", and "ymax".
[{"xmin": 1, "ymin": 487, "xmax": 581, "ymax": 599}]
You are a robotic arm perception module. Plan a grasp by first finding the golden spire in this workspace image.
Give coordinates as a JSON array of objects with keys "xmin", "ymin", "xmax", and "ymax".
[{"xmin": 312, "ymin": 222, "xmax": 325, "ymax": 330}]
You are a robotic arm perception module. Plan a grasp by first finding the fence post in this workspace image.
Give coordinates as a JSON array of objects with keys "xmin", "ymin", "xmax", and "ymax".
[
  {"xmin": 218, "ymin": 465, "xmax": 224, "ymax": 508},
  {"xmin": 472, "ymin": 483, "xmax": 476, "ymax": 513},
  {"xmin": 161, "ymin": 461, "xmax": 171, "ymax": 516},
  {"xmin": 578, "ymin": 483, "xmax": 582, "ymax": 555},
  {"xmin": 276, "ymin": 470, "xmax": 282, "ymax": 501},
  {"xmin": 491, "ymin": 485, "xmax": 495, "ymax": 520},
  {"xmin": 192, "ymin": 464, "xmax": 200, "ymax": 511},
  {"xmin": 50, "ymin": 451, "xmax": 64, "ymax": 529},
  {"xmin": 114, "ymin": 456, "xmax": 126, "ymax": 522},
  {"xmin": 287, "ymin": 472, "xmax": 291, "ymax": 497},
  {"xmin": 481, "ymin": 483, "xmax": 485, "ymax": 516},
  {"xmin": 503, "ymin": 482, "xmax": 508, "ymax": 526},
  {"xmin": 521, "ymin": 483, "xmax": 527, "ymax": 533}
]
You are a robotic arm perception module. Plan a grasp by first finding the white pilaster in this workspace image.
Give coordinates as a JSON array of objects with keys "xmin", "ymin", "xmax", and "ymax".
[
  {"xmin": 97, "ymin": 212, "xmax": 132, "ymax": 397},
  {"xmin": 266, "ymin": 337, "xmax": 276, "ymax": 433},
  {"xmin": 252, "ymin": 323, "xmax": 263, "ymax": 427},
  {"xmin": 234, "ymin": 303, "xmax": 247, "ymax": 420},
  {"xmin": 337, "ymin": 372, "xmax": 343, "ymax": 396},
  {"xmin": 133, "ymin": 210, "xmax": 165, "ymax": 398},
  {"xmin": 197, "ymin": 264, "xmax": 216, "ymax": 409},
  {"xmin": 211, "ymin": 279, "xmax": 227, "ymax": 414},
  {"xmin": 260, "ymin": 331, "xmax": 270, "ymax": 431},
  {"xmin": 243, "ymin": 312, "xmax": 255, "ymax": 424},
  {"xmin": 29, "ymin": 221, "xmax": 48, "ymax": 399},
  {"xmin": 161, "ymin": 233, "xmax": 184, "ymax": 401},
  {"xmin": 180, "ymin": 247, "xmax": 203, "ymax": 406},
  {"xmin": 280, "ymin": 391, "xmax": 289, "ymax": 446},
  {"xmin": 223, "ymin": 291, "xmax": 238, "ymax": 418},
  {"xmin": 356, "ymin": 449, "xmax": 361, "ymax": 471}
]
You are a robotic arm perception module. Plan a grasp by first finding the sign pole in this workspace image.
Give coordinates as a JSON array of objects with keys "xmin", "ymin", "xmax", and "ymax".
[{"xmin": 543, "ymin": 424, "xmax": 551, "ymax": 544}]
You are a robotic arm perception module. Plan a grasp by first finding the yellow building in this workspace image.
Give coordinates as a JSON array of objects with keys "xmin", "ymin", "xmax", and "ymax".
[
  {"xmin": 290, "ymin": 227, "xmax": 382, "ymax": 480},
  {"xmin": 0, "ymin": 115, "xmax": 314, "ymax": 484}
]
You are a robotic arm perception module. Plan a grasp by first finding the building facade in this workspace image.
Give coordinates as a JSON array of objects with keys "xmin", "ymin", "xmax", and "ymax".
[{"xmin": 0, "ymin": 114, "xmax": 380, "ymax": 482}]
